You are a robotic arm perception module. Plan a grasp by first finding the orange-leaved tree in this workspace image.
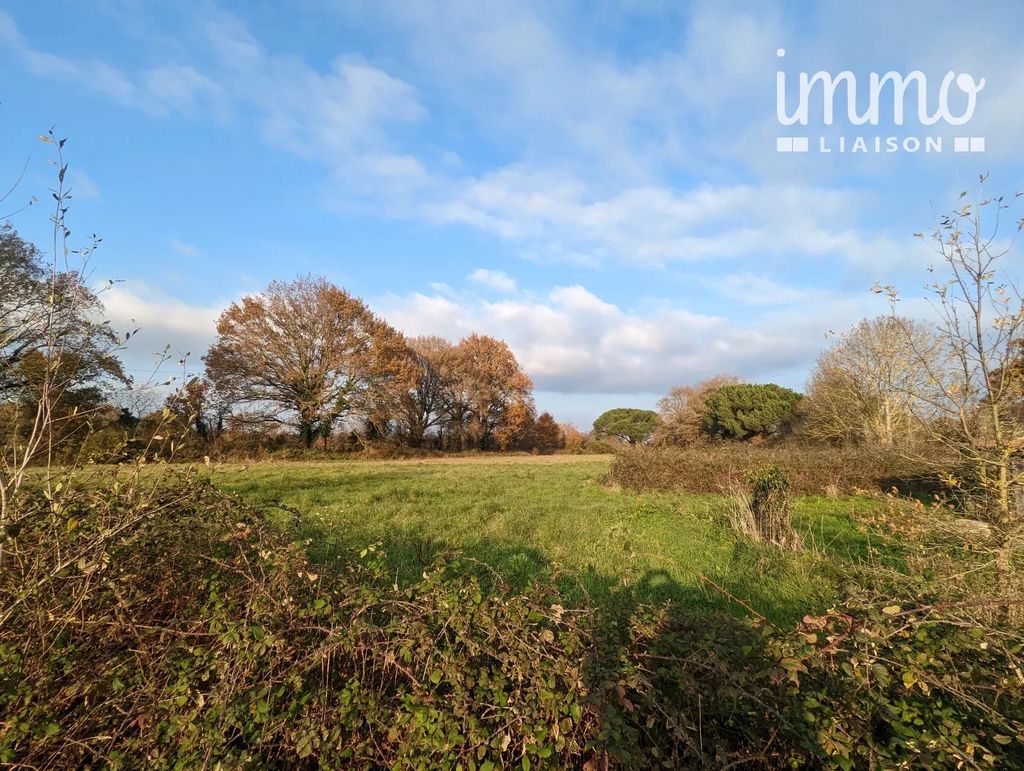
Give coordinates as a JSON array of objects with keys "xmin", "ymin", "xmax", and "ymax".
[{"xmin": 204, "ymin": 276, "xmax": 403, "ymax": 448}]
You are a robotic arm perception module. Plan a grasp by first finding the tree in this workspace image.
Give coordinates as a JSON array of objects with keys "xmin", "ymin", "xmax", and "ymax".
[
  {"xmin": 0, "ymin": 226, "xmax": 126, "ymax": 400},
  {"xmin": 885, "ymin": 182, "xmax": 1024, "ymax": 523},
  {"xmin": 446, "ymin": 334, "xmax": 534, "ymax": 451},
  {"xmin": 493, "ymin": 398, "xmax": 536, "ymax": 451},
  {"xmin": 803, "ymin": 317, "xmax": 938, "ymax": 446},
  {"xmin": 655, "ymin": 374, "xmax": 740, "ymax": 446},
  {"xmin": 2, "ymin": 134, "xmax": 129, "ymax": 523},
  {"xmin": 702, "ymin": 384, "xmax": 801, "ymax": 441},
  {"xmin": 532, "ymin": 412, "xmax": 563, "ymax": 453},
  {"xmin": 165, "ymin": 377, "xmax": 232, "ymax": 444},
  {"xmin": 593, "ymin": 408, "xmax": 659, "ymax": 445},
  {"xmin": 560, "ymin": 422, "xmax": 586, "ymax": 453},
  {"xmin": 204, "ymin": 276, "xmax": 403, "ymax": 448},
  {"xmin": 389, "ymin": 336, "xmax": 454, "ymax": 448}
]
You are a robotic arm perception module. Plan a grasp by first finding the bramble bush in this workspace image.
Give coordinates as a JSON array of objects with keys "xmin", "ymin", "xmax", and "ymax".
[
  {"xmin": 1, "ymin": 473, "xmax": 1022, "ymax": 768},
  {"xmin": 608, "ymin": 443, "xmax": 947, "ymax": 497}
]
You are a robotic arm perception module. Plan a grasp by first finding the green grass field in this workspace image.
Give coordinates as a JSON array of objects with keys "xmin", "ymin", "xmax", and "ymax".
[{"xmin": 208, "ymin": 454, "xmax": 891, "ymax": 623}]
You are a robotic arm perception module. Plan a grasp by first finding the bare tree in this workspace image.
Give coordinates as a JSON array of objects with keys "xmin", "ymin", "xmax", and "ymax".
[
  {"xmin": 654, "ymin": 374, "xmax": 740, "ymax": 446},
  {"xmin": 803, "ymin": 317, "xmax": 938, "ymax": 446},
  {"xmin": 1, "ymin": 134, "xmax": 126, "ymax": 528},
  {"xmin": 884, "ymin": 179, "xmax": 1024, "ymax": 524}
]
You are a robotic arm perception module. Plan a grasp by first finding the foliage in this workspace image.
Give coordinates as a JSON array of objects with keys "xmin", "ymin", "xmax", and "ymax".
[
  {"xmin": 654, "ymin": 373, "xmax": 740, "ymax": 446},
  {"xmin": 2, "ymin": 473, "xmax": 1021, "ymax": 768},
  {"xmin": 388, "ymin": 335, "xmax": 453, "ymax": 448},
  {"xmin": 703, "ymin": 383, "xmax": 802, "ymax": 441},
  {"xmin": 204, "ymin": 276, "xmax": 406, "ymax": 448},
  {"xmin": 0, "ymin": 477, "xmax": 595, "ymax": 768},
  {"xmin": 445, "ymin": 333, "xmax": 535, "ymax": 451},
  {"xmin": 592, "ymin": 408, "xmax": 659, "ymax": 445},
  {"xmin": 879, "ymin": 182, "xmax": 1024, "ymax": 523},
  {"xmin": 532, "ymin": 411, "xmax": 563, "ymax": 453},
  {"xmin": 739, "ymin": 465, "xmax": 801, "ymax": 549},
  {"xmin": 0, "ymin": 225, "xmax": 129, "ymax": 467},
  {"xmin": 164, "ymin": 377, "xmax": 231, "ymax": 444}
]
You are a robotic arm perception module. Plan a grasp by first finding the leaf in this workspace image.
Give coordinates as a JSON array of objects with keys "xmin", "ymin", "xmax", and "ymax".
[
  {"xmin": 430, "ymin": 668, "xmax": 442, "ymax": 685},
  {"xmin": 882, "ymin": 605, "xmax": 901, "ymax": 615}
]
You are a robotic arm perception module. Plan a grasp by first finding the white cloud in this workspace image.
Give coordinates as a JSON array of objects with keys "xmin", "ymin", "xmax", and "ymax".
[
  {"xmin": 716, "ymin": 273, "xmax": 821, "ymax": 306},
  {"xmin": 468, "ymin": 268, "xmax": 517, "ymax": 293},
  {"xmin": 99, "ymin": 281, "xmax": 224, "ymax": 380},
  {"xmin": 0, "ymin": 5, "xmax": 945, "ymax": 277},
  {"xmin": 376, "ymin": 281, "xmax": 894, "ymax": 395},
  {"xmin": 424, "ymin": 172, "xmax": 905, "ymax": 268},
  {"xmin": 93, "ymin": 276, "xmax": 919, "ymax": 424},
  {"xmin": 143, "ymin": 64, "xmax": 226, "ymax": 117},
  {"xmin": 0, "ymin": 11, "xmax": 224, "ymax": 117},
  {"xmin": 169, "ymin": 239, "xmax": 199, "ymax": 258}
]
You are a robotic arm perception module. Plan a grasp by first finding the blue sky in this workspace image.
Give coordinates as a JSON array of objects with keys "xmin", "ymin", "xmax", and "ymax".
[{"xmin": 2, "ymin": 0, "xmax": 1023, "ymax": 426}]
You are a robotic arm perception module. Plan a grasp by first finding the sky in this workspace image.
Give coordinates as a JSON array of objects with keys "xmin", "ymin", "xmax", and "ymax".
[{"xmin": 1, "ymin": 0, "xmax": 1023, "ymax": 427}]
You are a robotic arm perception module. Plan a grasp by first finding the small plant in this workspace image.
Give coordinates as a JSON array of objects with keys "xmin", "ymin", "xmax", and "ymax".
[{"xmin": 728, "ymin": 465, "xmax": 801, "ymax": 549}]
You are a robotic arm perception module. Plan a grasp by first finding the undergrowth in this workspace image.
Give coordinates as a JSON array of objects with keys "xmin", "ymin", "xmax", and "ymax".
[{"xmin": 1, "ymin": 474, "xmax": 1022, "ymax": 768}]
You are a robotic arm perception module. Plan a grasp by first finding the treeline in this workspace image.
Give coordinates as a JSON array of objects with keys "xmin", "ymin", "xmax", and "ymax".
[{"xmin": 1, "ymin": 232, "xmax": 599, "ymax": 459}]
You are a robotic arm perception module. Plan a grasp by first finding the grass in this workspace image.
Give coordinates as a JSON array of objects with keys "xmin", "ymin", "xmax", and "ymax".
[{"xmin": 204, "ymin": 454, "xmax": 895, "ymax": 624}]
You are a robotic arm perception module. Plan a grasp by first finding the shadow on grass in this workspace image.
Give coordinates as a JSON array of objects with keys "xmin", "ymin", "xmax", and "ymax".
[{"xmin": 285, "ymin": 505, "xmax": 830, "ymax": 626}]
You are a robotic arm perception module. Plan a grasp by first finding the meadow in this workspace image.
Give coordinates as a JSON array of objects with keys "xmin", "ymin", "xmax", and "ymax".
[{"xmin": 209, "ymin": 454, "xmax": 890, "ymax": 623}]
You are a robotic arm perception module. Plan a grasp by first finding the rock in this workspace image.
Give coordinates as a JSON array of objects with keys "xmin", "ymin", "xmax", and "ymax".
[{"xmin": 952, "ymin": 517, "xmax": 993, "ymax": 540}]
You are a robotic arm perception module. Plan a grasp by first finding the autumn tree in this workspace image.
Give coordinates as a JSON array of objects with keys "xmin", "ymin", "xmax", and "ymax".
[
  {"xmin": 593, "ymin": 408, "xmax": 659, "ymax": 445},
  {"xmin": 560, "ymin": 422, "xmax": 586, "ymax": 453},
  {"xmin": 165, "ymin": 377, "xmax": 232, "ymax": 443},
  {"xmin": 532, "ymin": 411, "xmax": 563, "ymax": 453},
  {"xmin": 654, "ymin": 374, "xmax": 740, "ymax": 446},
  {"xmin": 204, "ymin": 277, "xmax": 404, "ymax": 448},
  {"xmin": 2, "ymin": 135, "xmax": 129, "ymax": 521},
  {"xmin": 446, "ymin": 334, "xmax": 534, "ymax": 451},
  {"xmin": 493, "ymin": 398, "xmax": 536, "ymax": 451},
  {"xmin": 388, "ymin": 336, "xmax": 454, "ymax": 448},
  {"xmin": 802, "ymin": 317, "xmax": 938, "ymax": 446},
  {"xmin": 703, "ymin": 384, "xmax": 801, "ymax": 441},
  {"xmin": 1, "ymin": 226, "xmax": 128, "ymax": 464}
]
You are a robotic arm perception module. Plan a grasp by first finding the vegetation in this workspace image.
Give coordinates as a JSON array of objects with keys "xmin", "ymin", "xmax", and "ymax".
[
  {"xmin": 592, "ymin": 408, "xmax": 659, "ymax": 445},
  {"xmin": 703, "ymin": 383, "xmax": 803, "ymax": 441},
  {"xmin": 654, "ymin": 373, "xmax": 740, "ymax": 445},
  {"xmin": 3, "ymin": 459, "xmax": 1022, "ymax": 768},
  {"xmin": 803, "ymin": 317, "xmax": 937, "ymax": 446},
  {"xmin": 607, "ymin": 443, "xmax": 945, "ymax": 497},
  {"xmin": 212, "ymin": 456, "xmax": 849, "ymax": 617},
  {"xmin": 2, "ymin": 139, "xmax": 1023, "ymax": 768}
]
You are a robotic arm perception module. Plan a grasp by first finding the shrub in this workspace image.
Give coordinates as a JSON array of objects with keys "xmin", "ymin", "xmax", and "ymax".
[
  {"xmin": 0, "ymin": 477, "xmax": 594, "ymax": 768},
  {"xmin": 1, "ymin": 475, "xmax": 1021, "ymax": 768},
  {"xmin": 727, "ymin": 465, "xmax": 801, "ymax": 549},
  {"xmin": 608, "ymin": 443, "xmax": 949, "ymax": 497}
]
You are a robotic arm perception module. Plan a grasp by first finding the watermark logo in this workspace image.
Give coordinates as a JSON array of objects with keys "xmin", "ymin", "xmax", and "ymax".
[{"xmin": 775, "ymin": 49, "xmax": 985, "ymax": 154}]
